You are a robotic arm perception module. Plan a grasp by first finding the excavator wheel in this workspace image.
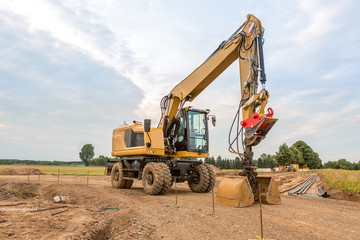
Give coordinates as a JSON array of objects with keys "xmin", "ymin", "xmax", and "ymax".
[
  {"xmin": 142, "ymin": 162, "xmax": 165, "ymax": 195},
  {"xmin": 203, "ymin": 164, "xmax": 215, "ymax": 193},
  {"xmin": 158, "ymin": 163, "xmax": 172, "ymax": 195},
  {"xmin": 188, "ymin": 164, "xmax": 210, "ymax": 193},
  {"xmin": 123, "ymin": 162, "xmax": 134, "ymax": 189},
  {"xmin": 111, "ymin": 162, "xmax": 127, "ymax": 189}
]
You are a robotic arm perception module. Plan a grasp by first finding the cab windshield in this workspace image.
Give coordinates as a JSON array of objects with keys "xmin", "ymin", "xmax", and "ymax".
[{"xmin": 188, "ymin": 110, "xmax": 208, "ymax": 152}]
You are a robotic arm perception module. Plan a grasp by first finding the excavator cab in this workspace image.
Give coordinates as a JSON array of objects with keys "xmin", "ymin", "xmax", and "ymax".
[{"xmin": 173, "ymin": 108, "xmax": 209, "ymax": 154}]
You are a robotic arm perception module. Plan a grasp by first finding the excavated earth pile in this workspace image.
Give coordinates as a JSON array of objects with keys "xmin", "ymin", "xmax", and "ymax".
[{"xmin": 0, "ymin": 168, "xmax": 43, "ymax": 175}]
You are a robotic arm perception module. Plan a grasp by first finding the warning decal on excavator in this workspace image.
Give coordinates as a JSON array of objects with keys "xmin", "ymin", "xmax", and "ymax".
[{"xmin": 248, "ymin": 22, "xmax": 255, "ymax": 35}]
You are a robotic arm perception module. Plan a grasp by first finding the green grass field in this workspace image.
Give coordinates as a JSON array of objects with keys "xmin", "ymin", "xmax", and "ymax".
[
  {"xmin": 316, "ymin": 169, "xmax": 360, "ymax": 193},
  {"xmin": 0, "ymin": 165, "xmax": 105, "ymax": 175}
]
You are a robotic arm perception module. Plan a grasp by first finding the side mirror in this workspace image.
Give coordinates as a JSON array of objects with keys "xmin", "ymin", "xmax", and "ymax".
[
  {"xmin": 144, "ymin": 119, "xmax": 151, "ymax": 132},
  {"xmin": 212, "ymin": 116, "xmax": 216, "ymax": 127},
  {"xmin": 208, "ymin": 115, "xmax": 216, "ymax": 127}
]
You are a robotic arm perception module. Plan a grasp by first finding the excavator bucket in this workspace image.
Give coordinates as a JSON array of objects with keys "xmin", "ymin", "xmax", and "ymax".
[
  {"xmin": 215, "ymin": 177, "xmax": 254, "ymax": 208},
  {"xmin": 257, "ymin": 176, "xmax": 281, "ymax": 205}
]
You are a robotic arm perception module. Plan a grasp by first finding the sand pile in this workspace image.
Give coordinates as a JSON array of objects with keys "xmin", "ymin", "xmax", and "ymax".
[{"xmin": 209, "ymin": 164, "xmax": 222, "ymax": 174}]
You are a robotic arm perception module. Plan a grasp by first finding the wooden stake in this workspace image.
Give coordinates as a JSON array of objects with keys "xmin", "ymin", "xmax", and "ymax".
[
  {"xmin": 27, "ymin": 169, "xmax": 30, "ymax": 181},
  {"xmin": 38, "ymin": 171, "xmax": 40, "ymax": 182},
  {"xmin": 87, "ymin": 171, "xmax": 89, "ymax": 187},
  {"xmin": 57, "ymin": 169, "xmax": 60, "ymax": 184},
  {"xmin": 259, "ymin": 184, "xmax": 264, "ymax": 239},
  {"xmin": 175, "ymin": 177, "xmax": 178, "ymax": 205},
  {"xmin": 212, "ymin": 187, "xmax": 215, "ymax": 215}
]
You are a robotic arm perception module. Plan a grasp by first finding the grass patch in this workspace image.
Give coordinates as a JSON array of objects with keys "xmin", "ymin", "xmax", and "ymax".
[
  {"xmin": 316, "ymin": 169, "xmax": 360, "ymax": 193},
  {"xmin": 0, "ymin": 165, "xmax": 105, "ymax": 175},
  {"xmin": 13, "ymin": 188, "xmax": 27, "ymax": 196}
]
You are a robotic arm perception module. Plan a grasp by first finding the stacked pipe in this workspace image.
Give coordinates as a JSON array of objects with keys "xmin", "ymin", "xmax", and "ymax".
[{"xmin": 281, "ymin": 174, "xmax": 326, "ymax": 199}]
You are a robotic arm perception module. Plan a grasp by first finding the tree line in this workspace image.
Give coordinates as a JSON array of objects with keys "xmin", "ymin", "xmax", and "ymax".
[
  {"xmin": 323, "ymin": 159, "xmax": 360, "ymax": 170},
  {"xmin": 205, "ymin": 140, "xmax": 323, "ymax": 169},
  {"xmin": 204, "ymin": 156, "xmax": 243, "ymax": 169},
  {"xmin": 0, "ymin": 159, "xmax": 82, "ymax": 165}
]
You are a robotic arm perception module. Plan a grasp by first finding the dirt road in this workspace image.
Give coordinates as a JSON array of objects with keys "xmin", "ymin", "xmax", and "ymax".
[{"xmin": 1, "ymin": 173, "xmax": 359, "ymax": 240}]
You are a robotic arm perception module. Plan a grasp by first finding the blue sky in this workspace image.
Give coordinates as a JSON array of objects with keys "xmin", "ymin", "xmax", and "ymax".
[{"xmin": 0, "ymin": 0, "xmax": 359, "ymax": 163}]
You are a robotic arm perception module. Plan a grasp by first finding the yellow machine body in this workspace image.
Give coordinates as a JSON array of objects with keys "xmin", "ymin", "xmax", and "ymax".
[{"xmin": 112, "ymin": 122, "xmax": 209, "ymax": 158}]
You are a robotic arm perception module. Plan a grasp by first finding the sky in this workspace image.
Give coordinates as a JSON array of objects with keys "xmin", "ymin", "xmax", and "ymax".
[{"xmin": 0, "ymin": 0, "xmax": 359, "ymax": 163}]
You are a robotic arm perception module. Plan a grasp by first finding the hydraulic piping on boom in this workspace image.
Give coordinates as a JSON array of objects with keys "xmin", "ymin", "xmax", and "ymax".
[{"xmin": 225, "ymin": 19, "xmax": 277, "ymax": 201}]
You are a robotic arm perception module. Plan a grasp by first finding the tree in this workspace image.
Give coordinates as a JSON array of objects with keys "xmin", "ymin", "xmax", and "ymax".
[
  {"xmin": 216, "ymin": 156, "xmax": 222, "ymax": 168},
  {"xmin": 234, "ymin": 157, "xmax": 242, "ymax": 169},
  {"xmin": 79, "ymin": 144, "xmax": 95, "ymax": 166},
  {"xmin": 274, "ymin": 143, "xmax": 294, "ymax": 166},
  {"xmin": 257, "ymin": 153, "xmax": 277, "ymax": 168},
  {"xmin": 354, "ymin": 162, "xmax": 359, "ymax": 170},
  {"xmin": 209, "ymin": 156, "xmax": 216, "ymax": 166},
  {"xmin": 289, "ymin": 146, "xmax": 304, "ymax": 167},
  {"xmin": 324, "ymin": 161, "xmax": 335, "ymax": 169},
  {"xmin": 291, "ymin": 141, "xmax": 322, "ymax": 169},
  {"xmin": 89, "ymin": 155, "xmax": 109, "ymax": 166},
  {"xmin": 335, "ymin": 159, "xmax": 353, "ymax": 170},
  {"xmin": 224, "ymin": 159, "xmax": 231, "ymax": 169},
  {"xmin": 323, "ymin": 159, "xmax": 356, "ymax": 170}
]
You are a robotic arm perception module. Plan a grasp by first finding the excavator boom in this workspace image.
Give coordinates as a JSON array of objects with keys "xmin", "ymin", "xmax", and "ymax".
[{"xmin": 109, "ymin": 14, "xmax": 280, "ymax": 206}]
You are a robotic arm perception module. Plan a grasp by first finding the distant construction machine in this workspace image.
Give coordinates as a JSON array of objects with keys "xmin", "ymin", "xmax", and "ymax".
[{"xmin": 105, "ymin": 14, "xmax": 280, "ymax": 207}]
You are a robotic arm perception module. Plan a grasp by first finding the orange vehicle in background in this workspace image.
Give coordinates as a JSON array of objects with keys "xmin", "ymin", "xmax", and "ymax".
[{"xmin": 279, "ymin": 164, "xmax": 299, "ymax": 172}]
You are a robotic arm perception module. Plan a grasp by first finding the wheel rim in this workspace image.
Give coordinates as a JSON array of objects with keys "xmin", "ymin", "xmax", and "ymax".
[{"xmin": 146, "ymin": 172, "xmax": 154, "ymax": 185}]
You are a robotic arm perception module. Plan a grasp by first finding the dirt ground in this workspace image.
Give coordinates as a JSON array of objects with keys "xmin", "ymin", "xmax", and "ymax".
[{"xmin": 1, "ymin": 171, "xmax": 359, "ymax": 240}]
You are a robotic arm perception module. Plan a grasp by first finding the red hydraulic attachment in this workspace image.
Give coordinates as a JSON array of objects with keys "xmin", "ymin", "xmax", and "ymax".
[
  {"xmin": 241, "ymin": 108, "xmax": 277, "ymax": 146},
  {"xmin": 241, "ymin": 108, "xmax": 274, "ymax": 130}
]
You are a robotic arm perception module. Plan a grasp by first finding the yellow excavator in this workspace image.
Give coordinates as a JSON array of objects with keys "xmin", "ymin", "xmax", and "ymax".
[{"xmin": 105, "ymin": 14, "xmax": 280, "ymax": 207}]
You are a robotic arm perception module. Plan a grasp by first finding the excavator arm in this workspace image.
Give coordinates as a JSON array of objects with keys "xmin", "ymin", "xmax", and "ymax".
[
  {"xmin": 159, "ymin": 14, "xmax": 276, "ymax": 157},
  {"xmin": 109, "ymin": 14, "xmax": 280, "ymax": 206}
]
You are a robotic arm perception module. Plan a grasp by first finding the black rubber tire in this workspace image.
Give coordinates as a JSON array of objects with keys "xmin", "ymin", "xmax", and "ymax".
[
  {"xmin": 188, "ymin": 164, "xmax": 210, "ymax": 193},
  {"xmin": 158, "ymin": 163, "xmax": 172, "ymax": 195},
  {"xmin": 203, "ymin": 164, "xmax": 215, "ymax": 193},
  {"xmin": 142, "ymin": 162, "xmax": 164, "ymax": 195},
  {"xmin": 123, "ymin": 162, "xmax": 133, "ymax": 189},
  {"xmin": 111, "ymin": 162, "xmax": 127, "ymax": 189}
]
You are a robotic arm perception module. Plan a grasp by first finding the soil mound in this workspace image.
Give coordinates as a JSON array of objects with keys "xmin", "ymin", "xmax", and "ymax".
[
  {"xmin": 215, "ymin": 170, "xmax": 240, "ymax": 177},
  {"xmin": 0, "ymin": 181, "xmax": 39, "ymax": 200},
  {"xmin": 319, "ymin": 179, "xmax": 360, "ymax": 203},
  {"xmin": 0, "ymin": 168, "xmax": 43, "ymax": 175},
  {"xmin": 209, "ymin": 164, "xmax": 222, "ymax": 174}
]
